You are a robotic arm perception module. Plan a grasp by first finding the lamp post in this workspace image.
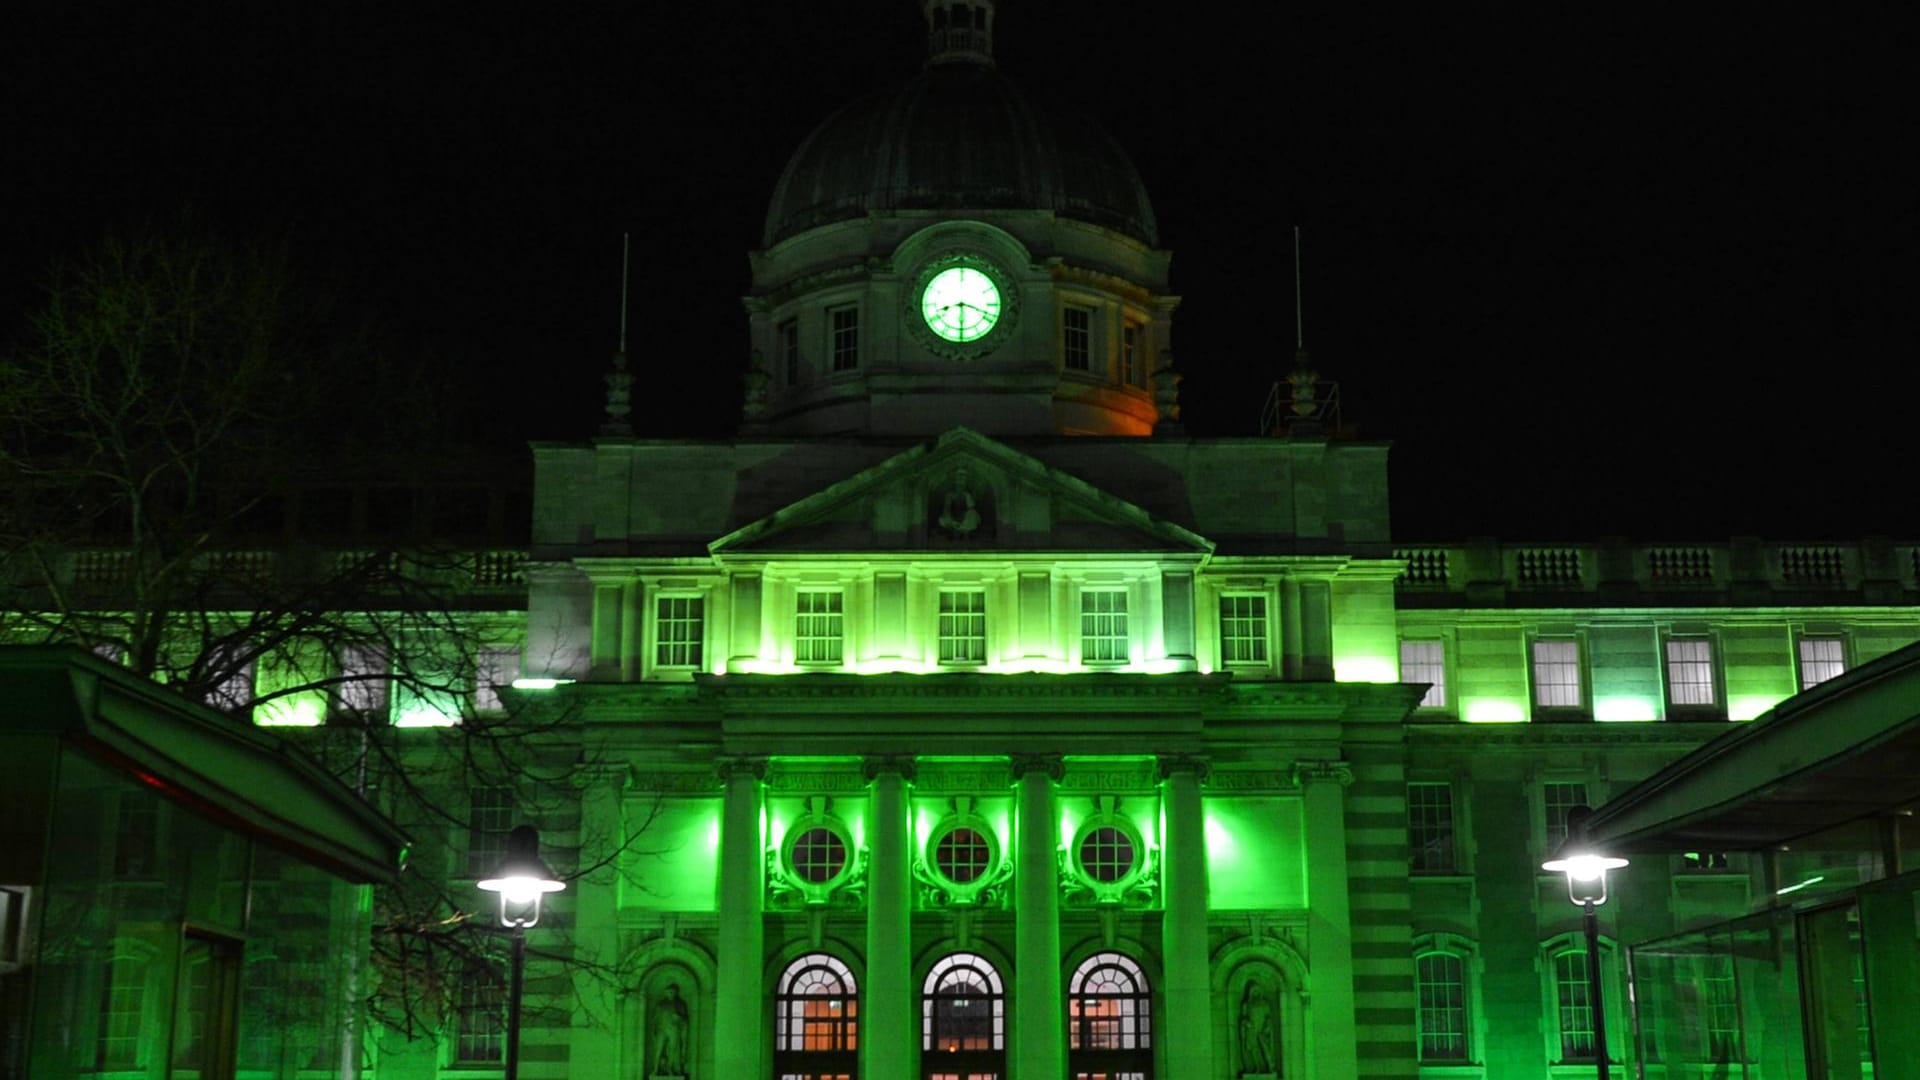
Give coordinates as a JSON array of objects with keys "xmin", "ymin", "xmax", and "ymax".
[
  {"xmin": 477, "ymin": 824, "xmax": 565, "ymax": 1080},
  {"xmin": 1541, "ymin": 844, "xmax": 1628, "ymax": 1080}
]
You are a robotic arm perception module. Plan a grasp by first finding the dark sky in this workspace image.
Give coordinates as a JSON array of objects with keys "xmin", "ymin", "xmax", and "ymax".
[{"xmin": 7, "ymin": 4, "xmax": 1912, "ymax": 540}]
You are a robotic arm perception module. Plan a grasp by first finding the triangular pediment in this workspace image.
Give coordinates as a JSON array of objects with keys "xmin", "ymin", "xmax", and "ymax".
[{"xmin": 710, "ymin": 428, "xmax": 1213, "ymax": 555}]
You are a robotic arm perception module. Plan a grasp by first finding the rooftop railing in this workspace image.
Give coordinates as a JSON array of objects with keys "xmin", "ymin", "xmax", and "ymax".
[{"xmin": 1393, "ymin": 539, "xmax": 1914, "ymax": 602}]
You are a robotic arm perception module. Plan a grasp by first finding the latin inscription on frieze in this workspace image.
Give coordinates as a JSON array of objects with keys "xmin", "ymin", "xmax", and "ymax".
[
  {"xmin": 767, "ymin": 770, "xmax": 866, "ymax": 793},
  {"xmin": 1205, "ymin": 770, "xmax": 1298, "ymax": 792},
  {"xmin": 1058, "ymin": 766, "xmax": 1158, "ymax": 792}
]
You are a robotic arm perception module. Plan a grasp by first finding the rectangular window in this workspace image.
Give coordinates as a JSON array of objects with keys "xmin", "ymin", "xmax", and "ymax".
[
  {"xmin": 1121, "ymin": 322, "xmax": 1142, "ymax": 385},
  {"xmin": 1703, "ymin": 955, "xmax": 1739, "ymax": 1060},
  {"xmin": 1416, "ymin": 952, "xmax": 1469, "ymax": 1061},
  {"xmin": 795, "ymin": 589, "xmax": 845, "ymax": 665},
  {"xmin": 333, "ymin": 645, "xmax": 389, "ymax": 719},
  {"xmin": 1062, "ymin": 305, "xmax": 1092, "ymax": 371},
  {"xmin": 465, "ymin": 787, "xmax": 514, "ymax": 878},
  {"xmin": 1799, "ymin": 635, "xmax": 1847, "ymax": 690},
  {"xmin": 655, "ymin": 595, "xmax": 705, "ymax": 668},
  {"xmin": 454, "ymin": 966, "xmax": 505, "ymax": 1064},
  {"xmin": 1407, "ymin": 783, "xmax": 1457, "ymax": 873},
  {"xmin": 779, "ymin": 318, "xmax": 800, "ymax": 385},
  {"xmin": 1531, "ymin": 639, "xmax": 1582, "ymax": 709},
  {"xmin": 1400, "ymin": 639, "xmax": 1447, "ymax": 708},
  {"xmin": 1218, "ymin": 595, "xmax": 1268, "ymax": 664},
  {"xmin": 1665, "ymin": 637, "xmax": 1716, "ymax": 707},
  {"xmin": 938, "ymin": 590, "xmax": 987, "ymax": 665},
  {"xmin": 1080, "ymin": 588, "xmax": 1129, "ymax": 664},
  {"xmin": 113, "ymin": 795, "xmax": 159, "ymax": 878},
  {"xmin": 96, "ymin": 956, "xmax": 145, "ymax": 1070},
  {"xmin": 473, "ymin": 646, "xmax": 521, "ymax": 713},
  {"xmin": 1543, "ymin": 781, "xmax": 1588, "ymax": 854},
  {"xmin": 204, "ymin": 648, "xmax": 256, "ymax": 714},
  {"xmin": 1554, "ymin": 950, "xmax": 1597, "ymax": 1060},
  {"xmin": 830, "ymin": 305, "xmax": 859, "ymax": 371}
]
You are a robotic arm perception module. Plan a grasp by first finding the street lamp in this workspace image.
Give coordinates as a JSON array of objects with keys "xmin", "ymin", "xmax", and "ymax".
[
  {"xmin": 477, "ymin": 825, "xmax": 565, "ymax": 1080},
  {"xmin": 1543, "ymin": 819, "xmax": 1627, "ymax": 1080}
]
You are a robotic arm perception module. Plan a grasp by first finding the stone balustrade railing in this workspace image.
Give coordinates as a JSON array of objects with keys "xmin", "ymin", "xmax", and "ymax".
[{"xmin": 1393, "ymin": 539, "xmax": 1914, "ymax": 602}]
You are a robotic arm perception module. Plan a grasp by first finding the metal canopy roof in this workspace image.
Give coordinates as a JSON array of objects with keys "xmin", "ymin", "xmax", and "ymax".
[
  {"xmin": 0, "ymin": 646, "xmax": 408, "ymax": 883},
  {"xmin": 1583, "ymin": 639, "xmax": 1920, "ymax": 854}
]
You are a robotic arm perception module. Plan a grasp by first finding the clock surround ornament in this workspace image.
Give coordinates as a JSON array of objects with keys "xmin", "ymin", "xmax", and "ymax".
[{"xmin": 906, "ymin": 252, "xmax": 1018, "ymax": 360}]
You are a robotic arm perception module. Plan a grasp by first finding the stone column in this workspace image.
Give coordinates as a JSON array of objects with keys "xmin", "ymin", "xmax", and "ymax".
[
  {"xmin": 619, "ymin": 579, "xmax": 643, "ymax": 681},
  {"xmin": 589, "ymin": 577, "xmax": 625, "ymax": 680},
  {"xmin": 1014, "ymin": 755, "xmax": 1064, "ymax": 1079},
  {"xmin": 865, "ymin": 756, "xmax": 915, "ymax": 1080},
  {"xmin": 1298, "ymin": 758, "xmax": 1358, "ymax": 1079},
  {"xmin": 714, "ymin": 758, "xmax": 767, "ymax": 1078},
  {"xmin": 1159, "ymin": 755, "xmax": 1213, "ymax": 1079},
  {"xmin": 1281, "ymin": 575, "xmax": 1305, "ymax": 679},
  {"xmin": 568, "ymin": 765, "xmax": 628, "ymax": 1074},
  {"xmin": 1299, "ymin": 578, "xmax": 1334, "ymax": 680}
]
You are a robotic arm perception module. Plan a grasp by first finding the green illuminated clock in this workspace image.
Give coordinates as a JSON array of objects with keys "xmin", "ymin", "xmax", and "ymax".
[{"xmin": 920, "ymin": 266, "xmax": 1002, "ymax": 343}]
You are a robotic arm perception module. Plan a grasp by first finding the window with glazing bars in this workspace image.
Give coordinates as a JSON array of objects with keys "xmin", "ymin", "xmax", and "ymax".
[
  {"xmin": 472, "ymin": 646, "xmax": 520, "ymax": 713},
  {"xmin": 1416, "ymin": 952, "xmax": 1469, "ymax": 1061},
  {"xmin": 1799, "ymin": 635, "xmax": 1847, "ymax": 689},
  {"xmin": 939, "ymin": 590, "xmax": 987, "ymax": 664},
  {"xmin": 1400, "ymin": 639, "xmax": 1447, "ymax": 707},
  {"xmin": 1531, "ymin": 639, "xmax": 1582, "ymax": 708},
  {"xmin": 454, "ymin": 966, "xmax": 504, "ymax": 1064},
  {"xmin": 1702, "ymin": 955, "xmax": 1739, "ymax": 1060},
  {"xmin": 1554, "ymin": 950, "xmax": 1597, "ymax": 1060},
  {"xmin": 96, "ymin": 957, "xmax": 144, "ymax": 1070},
  {"xmin": 1219, "ymin": 594, "xmax": 1268, "ymax": 664},
  {"xmin": 1408, "ymin": 783, "xmax": 1457, "ymax": 873},
  {"xmin": 795, "ymin": 590, "xmax": 844, "ymax": 664},
  {"xmin": 655, "ymin": 596, "xmax": 704, "ymax": 667},
  {"xmin": 1121, "ymin": 322, "xmax": 1142, "ymax": 385},
  {"xmin": 1665, "ymin": 638, "xmax": 1716, "ymax": 706},
  {"xmin": 1062, "ymin": 305, "xmax": 1092, "ymax": 371},
  {"xmin": 830, "ymin": 305, "xmax": 859, "ymax": 371},
  {"xmin": 1080, "ymin": 589, "xmax": 1129, "ymax": 664},
  {"xmin": 466, "ymin": 787, "xmax": 513, "ymax": 877},
  {"xmin": 333, "ymin": 644, "xmax": 389, "ymax": 719},
  {"xmin": 1543, "ymin": 781, "xmax": 1588, "ymax": 854}
]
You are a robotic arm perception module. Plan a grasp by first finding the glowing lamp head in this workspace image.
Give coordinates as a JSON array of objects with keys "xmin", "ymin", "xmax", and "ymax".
[
  {"xmin": 477, "ymin": 825, "xmax": 565, "ymax": 928},
  {"xmin": 1542, "ymin": 851, "xmax": 1629, "ymax": 906}
]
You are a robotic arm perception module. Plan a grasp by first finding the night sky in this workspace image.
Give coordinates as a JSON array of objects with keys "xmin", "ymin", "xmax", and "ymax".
[{"xmin": 7, "ymin": 5, "xmax": 1911, "ymax": 540}]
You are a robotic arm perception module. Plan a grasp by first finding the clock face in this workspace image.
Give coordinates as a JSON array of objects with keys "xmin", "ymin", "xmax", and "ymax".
[{"xmin": 920, "ymin": 266, "xmax": 1002, "ymax": 343}]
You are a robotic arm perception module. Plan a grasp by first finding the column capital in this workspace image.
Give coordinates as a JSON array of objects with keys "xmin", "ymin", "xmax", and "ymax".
[
  {"xmin": 715, "ymin": 755, "xmax": 769, "ymax": 783},
  {"xmin": 1157, "ymin": 754, "xmax": 1212, "ymax": 782},
  {"xmin": 1290, "ymin": 758, "xmax": 1355, "ymax": 788},
  {"xmin": 1010, "ymin": 753, "xmax": 1065, "ymax": 782},
  {"xmin": 863, "ymin": 754, "xmax": 918, "ymax": 782}
]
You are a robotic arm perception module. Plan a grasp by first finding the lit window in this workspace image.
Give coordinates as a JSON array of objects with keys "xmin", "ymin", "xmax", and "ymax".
[
  {"xmin": 1062, "ymin": 305, "xmax": 1092, "ymax": 371},
  {"xmin": 1121, "ymin": 322, "xmax": 1142, "ymax": 386},
  {"xmin": 779, "ymin": 318, "xmax": 800, "ymax": 385},
  {"xmin": 775, "ymin": 954, "xmax": 858, "ymax": 1059},
  {"xmin": 935, "ymin": 826, "xmax": 992, "ymax": 884},
  {"xmin": 1408, "ymin": 783, "xmax": 1457, "ymax": 873},
  {"xmin": 1531, "ymin": 639, "xmax": 1582, "ymax": 709},
  {"xmin": 1077, "ymin": 826, "xmax": 1135, "ymax": 883},
  {"xmin": 830, "ymin": 305, "xmax": 859, "ymax": 372},
  {"xmin": 1219, "ymin": 594, "xmax": 1268, "ymax": 664},
  {"xmin": 1081, "ymin": 589, "xmax": 1129, "ymax": 664},
  {"xmin": 472, "ymin": 646, "xmax": 520, "ymax": 713},
  {"xmin": 655, "ymin": 596, "xmax": 704, "ymax": 668},
  {"xmin": 1416, "ymin": 952, "xmax": 1470, "ymax": 1061},
  {"xmin": 1068, "ymin": 952, "xmax": 1151, "ymax": 1062},
  {"xmin": 333, "ymin": 645, "xmax": 389, "ymax": 719},
  {"xmin": 1543, "ymin": 781, "xmax": 1588, "ymax": 854},
  {"xmin": 790, "ymin": 826, "xmax": 848, "ymax": 884},
  {"xmin": 1665, "ymin": 638, "xmax": 1716, "ymax": 707},
  {"xmin": 454, "ymin": 965, "xmax": 504, "ymax": 1065},
  {"xmin": 204, "ymin": 647, "xmax": 256, "ymax": 713},
  {"xmin": 1799, "ymin": 635, "xmax": 1847, "ymax": 690},
  {"xmin": 923, "ymin": 952, "xmax": 1005, "ymax": 1055},
  {"xmin": 1553, "ymin": 949, "xmax": 1597, "ymax": 1060},
  {"xmin": 465, "ymin": 787, "xmax": 513, "ymax": 878},
  {"xmin": 1702, "ymin": 954, "xmax": 1739, "ymax": 1060},
  {"xmin": 939, "ymin": 590, "xmax": 987, "ymax": 665},
  {"xmin": 795, "ymin": 590, "xmax": 845, "ymax": 665},
  {"xmin": 1400, "ymin": 640, "xmax": 1447, "ymax": 708}
]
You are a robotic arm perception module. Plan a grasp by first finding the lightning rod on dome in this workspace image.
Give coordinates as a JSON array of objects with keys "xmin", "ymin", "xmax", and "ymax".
[
  {"xmin": 1293, "ymin": 224, "xmax": 1304, "ymax": 352},
  {"xmin": 618, "ymin": 231, "xmax": 631, "ymax": 356}
]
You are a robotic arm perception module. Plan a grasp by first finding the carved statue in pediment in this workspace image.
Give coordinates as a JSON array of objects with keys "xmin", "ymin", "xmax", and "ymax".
[{"xmin": 935, "ymin": 466, "xmax": 983, "ymax": 538}]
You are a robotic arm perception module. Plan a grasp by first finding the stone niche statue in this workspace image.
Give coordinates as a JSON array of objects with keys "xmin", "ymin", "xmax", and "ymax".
[
  {"xmin": 648, "ymin": 981, "xmax": 691, "ymax": 1078},
  {"xmin": 1237, "ymin": 978, "xmax": 1278, "ymax": 1077}
]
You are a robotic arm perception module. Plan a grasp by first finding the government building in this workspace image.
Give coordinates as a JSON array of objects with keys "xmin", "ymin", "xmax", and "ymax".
[{"xmin": 9, "ymin": 3, "xmax": 1916, "ymax": 1079}]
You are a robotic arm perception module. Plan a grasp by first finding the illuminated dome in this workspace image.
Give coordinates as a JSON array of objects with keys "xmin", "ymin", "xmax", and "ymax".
[{"xmin": 763, "ymin": 61, "xmax": 1159, "ymax": 248}]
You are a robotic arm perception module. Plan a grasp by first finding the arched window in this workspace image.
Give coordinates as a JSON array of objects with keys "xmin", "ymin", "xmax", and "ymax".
[
  {"xmin": 1068, "ymin": 951, "xmax": 1153, "ymax": 1079},
  {"xmin": 1541, "ymin": 933, "xmax": 1621, "ymax": 1066},
  {"xmin": 1414, "ymin": 951, "xmax": 1469, "ymax": 1061},
  {"xmin": 775, "ymin": 953, "xmax": 858, "ymax": 1079},
  {"xmin": 921, "ymin": 952, "xmax": 1005, "ymax": 1077}
]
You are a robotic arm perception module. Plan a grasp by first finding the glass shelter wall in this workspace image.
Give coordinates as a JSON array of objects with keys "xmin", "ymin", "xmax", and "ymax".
[{"xmin": 24, "ymin": 750, "xmax": 370, "ymax": 1080}]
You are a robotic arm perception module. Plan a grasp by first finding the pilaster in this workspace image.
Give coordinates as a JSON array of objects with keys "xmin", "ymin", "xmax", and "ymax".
[
  {"xmin": 1299, "ymin": 758, "xmax": 1358, "ymax": 1078},
  {"xmin": 1013, "ymin": 754, "xmax": 1064, "ymax": 1079},
  {"xmin": 714, "ymin": 757, "xmax": 767, "ymax": 1078},
  {"xmin": 864, "ymin": 756, "xmax": 915, "ymax": 1080},
  {"xmin": 1158, "ymin": 755, "xmax": 1212, "ymax": 1078}
]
